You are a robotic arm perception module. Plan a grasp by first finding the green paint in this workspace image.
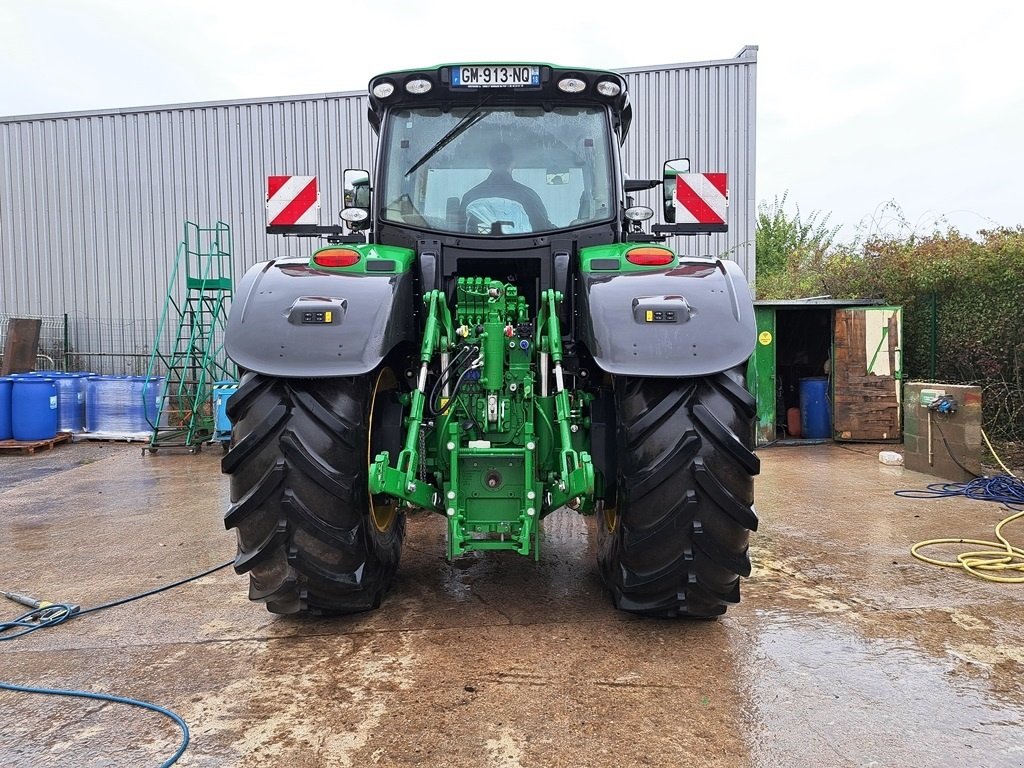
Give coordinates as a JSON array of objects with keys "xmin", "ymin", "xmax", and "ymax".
[
  {"xmin": 146, "ymin": 220, "xmax": 236, "ymax": 451},
  {"xmin": 866, "ymin": 324, "xmax": 889, "ymax": 374},
  {"xmin": 751, "ymin": 307, "xmax": 776, "ymax": 445},
  {"xmin": 858, "ymin": 306, "xmax": 903, "ymax": 378},
  {"xmin": 368, "ymin": 290, "xmax": 448, "ymax": 511},
  {"xmin": 894, "ymin": 307, "xmax": 904, "ymax": 381},
  {"xmin": 369, "ymin": 279, "xmax": 595, "ymax": 560}
]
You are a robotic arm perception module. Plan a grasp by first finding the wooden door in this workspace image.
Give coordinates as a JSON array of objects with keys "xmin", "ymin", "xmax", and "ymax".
[{"xmin": 832, "ymin": 307, "xmax": 902, "ymax": 441}]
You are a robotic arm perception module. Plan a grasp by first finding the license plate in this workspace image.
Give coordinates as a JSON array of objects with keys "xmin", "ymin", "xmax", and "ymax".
[{"xmin": 451, "ymin": 65, "xmax": 540, "ymax": 88}]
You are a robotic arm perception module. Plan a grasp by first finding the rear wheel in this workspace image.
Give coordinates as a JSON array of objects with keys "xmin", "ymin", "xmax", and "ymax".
[
  {"xmin": 597, "ymin": 367, "xmax": 759, "ymax": 618},
  {"xmin": 221, "ymin": 369, "xmax": 405, "ymax": 615}
]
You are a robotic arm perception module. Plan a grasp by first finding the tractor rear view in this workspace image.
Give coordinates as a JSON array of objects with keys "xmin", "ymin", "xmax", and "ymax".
[{"xmin": 221, "ymin": 63, "xmax": 759, "ymax": 618}]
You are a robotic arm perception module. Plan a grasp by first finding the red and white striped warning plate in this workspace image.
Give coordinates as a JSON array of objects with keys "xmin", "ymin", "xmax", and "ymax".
[
  {"xmin": 674, "ymin": 173, "xmax": 728, "ymax": 225},
  {"xmin": 266, "ymin": 176, "xmax": 319, "ymax": 226}
]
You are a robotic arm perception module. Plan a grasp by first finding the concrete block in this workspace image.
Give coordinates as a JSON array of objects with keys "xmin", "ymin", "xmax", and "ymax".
[
  {"xmin": 906, "ymin": 450, "xmax": 975, "ymax": 483},
  {"xmin": 901, "ymin": 381, "xmax": 982, "ymax": 483}
]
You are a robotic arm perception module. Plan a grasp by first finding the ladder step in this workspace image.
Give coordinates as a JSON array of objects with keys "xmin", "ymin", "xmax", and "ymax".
[{"xmin": 145, "ymin": 220, "xmax": 236, "ymax": 449}]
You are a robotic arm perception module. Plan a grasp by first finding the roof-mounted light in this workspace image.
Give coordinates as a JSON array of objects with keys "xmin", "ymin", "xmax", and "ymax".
[
  {"xmin": 405, "ymin": 78, "xmax": 432, "ymax": 95},
  {"xmin": 596, "ymin": 80, "xmax": 621, "ymax": 97},
  {"xmin": 557, "ymin": 77, "xmax": 586, "ymax": 94},
  {"xmin": 372, "ymin": 81, "xmax": 395, "ymax": 99}
]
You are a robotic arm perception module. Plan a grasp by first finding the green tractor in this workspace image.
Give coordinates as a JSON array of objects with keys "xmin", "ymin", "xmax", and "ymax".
[{"xmin": 221, "ymin": 63, "xmax": 759, "ymax": 618}]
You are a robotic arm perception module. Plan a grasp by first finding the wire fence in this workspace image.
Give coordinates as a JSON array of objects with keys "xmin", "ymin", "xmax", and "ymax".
[
  {"xmin": 0, "ymin": 313, "xmax": 67, "ymax": 372},
  {"xmin": 0, "ymin": 312, "xmax": 229, "ymax": 378},
  {"xmin": 900, "ymin": 291, "xmax": 1024, "ymax": 442},
  {"xmin": 65, "ymin": 313, "xmax": 165, "ymax": 376}
]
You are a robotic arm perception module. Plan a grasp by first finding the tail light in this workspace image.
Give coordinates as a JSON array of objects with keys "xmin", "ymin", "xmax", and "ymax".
[
  {"xmin": 314, "ymin": 248, "xmax": 360, "ymax": 268},
  {"xmin": 625, "ymin": 247, "xmax": 674, "ymax": 266}
]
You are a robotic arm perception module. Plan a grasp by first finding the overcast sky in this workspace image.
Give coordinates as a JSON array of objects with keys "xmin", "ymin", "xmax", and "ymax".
[{"xmin": 2, "ymin": 0, "xmax": 1021, "ymax": 242}]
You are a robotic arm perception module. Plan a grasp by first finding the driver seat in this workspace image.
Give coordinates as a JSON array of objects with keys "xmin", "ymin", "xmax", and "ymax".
[{"xmin": 464, "ymin": 197, "xmax": 531, "ymax": 234}]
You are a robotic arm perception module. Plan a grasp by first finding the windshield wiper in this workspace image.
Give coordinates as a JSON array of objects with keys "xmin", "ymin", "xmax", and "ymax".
[{"xmin": 404, "ymin": 96, "xmax": 492, "ymax": 177}]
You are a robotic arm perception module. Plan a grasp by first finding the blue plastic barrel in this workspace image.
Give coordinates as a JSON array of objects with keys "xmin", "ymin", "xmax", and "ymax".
[
  {"xmin": 134, "ymin": 376, "xmax": 164, "ymax": 428},
  {"xmin": 212, "ymin": 380, "xmax": 238, "ymax": 435},
  {"xmin": 0, "ymin": 377, "xmax": 13, "ymax": 440},
  {"xmin": 86, "ymin": 376, "xmax": 128, "ymax": 432},
  {"xmin": 12, "ymin": 377, "xmax": 58, "ymax": 440},
  {"xmin": 125, "ymin": 376, "xmax": 146, "ymax": 428},
  {"xmin": 799, "ymin": 376, "xmax": 832, "ymax": 440},
  {"xmin": 86, "ymin": 375, "xmax": 163, "ymax": 433},
  {"xmin": 53, "ymin": 373, "xmax": 88, "ymax": 432}
]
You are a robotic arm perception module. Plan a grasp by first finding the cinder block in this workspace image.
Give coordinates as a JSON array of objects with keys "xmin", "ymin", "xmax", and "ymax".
[
  {"xmin": 906, "ymin": 450, "xmax": 975, "ymax": 483},
  {"xmin": 932, "ymin": 419, "xmax": 968, "ymax": 442},
  {"xmin": 904, "ymin": 409, "xmax": 921, "ymax": 430}
]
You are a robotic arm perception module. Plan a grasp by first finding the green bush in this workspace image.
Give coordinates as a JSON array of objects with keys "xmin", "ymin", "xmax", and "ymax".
[{"xmin": 755, "ymin": 193, "xmax": 840, "ymax": 298}]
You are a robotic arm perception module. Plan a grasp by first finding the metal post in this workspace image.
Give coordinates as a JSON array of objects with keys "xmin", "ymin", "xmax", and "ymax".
[
  {"xmin": 63, "ymin": 313, "xmax": 70, "ymax": 371},
  {"xmin": 930, "ymin": 291, "xmax": 937, "ymax": 381}
]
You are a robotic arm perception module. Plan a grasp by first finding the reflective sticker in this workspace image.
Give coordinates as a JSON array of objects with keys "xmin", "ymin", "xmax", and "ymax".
[{"xmin": 758, "ymin": 330, "xmax": 773, "ymax": 345}]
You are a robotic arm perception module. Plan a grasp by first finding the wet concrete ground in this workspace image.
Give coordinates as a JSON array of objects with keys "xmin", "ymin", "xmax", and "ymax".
[{"xmin": 1, "ymin": 441, "xmax": 1022, "ymax": 767}]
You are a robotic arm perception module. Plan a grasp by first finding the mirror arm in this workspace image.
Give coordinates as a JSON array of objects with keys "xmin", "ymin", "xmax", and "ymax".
[{"xmin": 624, "ymin": 179, "xmax": 661, "ymax": 192}]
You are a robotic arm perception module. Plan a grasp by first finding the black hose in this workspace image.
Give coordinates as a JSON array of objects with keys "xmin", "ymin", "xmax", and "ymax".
[
  {"xmin": 0, "ymin": 559, "xmax": 234, "ymax": 766},
  {"xmin": 429, "ymin": 345, "xmax": 477, "ymax": 416}
]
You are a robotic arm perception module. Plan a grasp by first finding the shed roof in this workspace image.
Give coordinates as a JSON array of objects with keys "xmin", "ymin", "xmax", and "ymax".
[{"xmin": 753, "ymin": 298, "xmax": 885, "ymax": 308}]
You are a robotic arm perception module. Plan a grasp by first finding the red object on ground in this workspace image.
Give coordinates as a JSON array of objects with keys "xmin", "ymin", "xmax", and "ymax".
[{"xmin": 787, "ymin": 407, "xmax": 802, "ymax": 438}]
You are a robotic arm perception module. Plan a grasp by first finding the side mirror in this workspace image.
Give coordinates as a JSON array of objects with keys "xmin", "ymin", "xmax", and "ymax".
[
  {"xmin": 343, "ymin": 169, "xmax": 371, "ymax": 210},
  {"xmin": 662, "ymin": 158, "xmax": 690, "ymax": 223}
]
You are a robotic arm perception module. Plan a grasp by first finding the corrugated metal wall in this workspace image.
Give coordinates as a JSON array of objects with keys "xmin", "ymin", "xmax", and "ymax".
[
  {"xmin": 620, "ymin": 46, "xmax": 757, "ymax": 271},
  {"xmin": 0, "ymin": 93, "xmax": 373, "ymax": 316},
  {"xmin": 0, "ymin": 49, "xmax": 756, "ymax": 369}
]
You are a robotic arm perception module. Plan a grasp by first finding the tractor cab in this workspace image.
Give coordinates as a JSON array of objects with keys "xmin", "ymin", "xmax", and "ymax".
[{"xmin": 345, "ymin": 64, "xmax": 633, "ymax": 247}]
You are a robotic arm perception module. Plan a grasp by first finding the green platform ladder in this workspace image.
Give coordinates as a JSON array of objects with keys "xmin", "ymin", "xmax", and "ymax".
[{"xmin": 144, "ymin": 221, "xmax": 236, "ymax": 453}]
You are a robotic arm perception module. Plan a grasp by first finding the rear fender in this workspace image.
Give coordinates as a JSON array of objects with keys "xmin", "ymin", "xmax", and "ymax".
[
  {"xmin": 578, "ymin": 258, "xmax": 755, "ymax": 377},
  {"xmin": 225, "ymin": 258, "xmax": 415, "ymax": 377}
]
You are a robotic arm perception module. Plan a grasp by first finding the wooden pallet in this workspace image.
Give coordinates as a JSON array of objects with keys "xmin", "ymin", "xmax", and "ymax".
[
  {"xmin": 0, "ymin": 432, "xmax": 73, "ymax": 455},
  {"xmin": 76, "ymin": 433, "xmax": 151, "ymax": 443}
]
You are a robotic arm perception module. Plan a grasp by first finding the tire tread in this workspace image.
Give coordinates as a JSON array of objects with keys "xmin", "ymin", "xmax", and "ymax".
[
  {"xmin": 222, "ymin": 372, "xmax": 403, "ymax": 615},
  {"xmin": 597, "ymin": 367, "xmax": 759, "ymax": 618}
]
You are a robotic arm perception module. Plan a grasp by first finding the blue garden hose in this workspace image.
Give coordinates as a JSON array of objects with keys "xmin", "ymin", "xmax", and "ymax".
[
  {"xmin": 0, "ymin": 681, "xmax": 189, "ymax": 768},
  {"xmin": 1, "ymin": 559, "xmax": 234, "ymax": 766},
  {"xmin": 895, "ymin": 474, "xmax": 1024, "ymax": 509}
]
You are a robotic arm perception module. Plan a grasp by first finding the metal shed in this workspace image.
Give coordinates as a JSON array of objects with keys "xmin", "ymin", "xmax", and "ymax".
[
  {"xmin": 748, "ymin": 299, "xmax": 904, "ymax": 446},
  {"xmin": 0, "ymin": 48, "xmax": 757, "ymax": 373}
]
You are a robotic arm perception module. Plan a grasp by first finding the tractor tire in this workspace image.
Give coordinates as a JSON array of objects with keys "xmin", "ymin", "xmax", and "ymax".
[
  {"xmin": 221, "ymin": 370, "xmax": 405, "ymax": 615},
  {"xmin": 597, "ymin": 366, "xmax": 759, "ymax": 618}
]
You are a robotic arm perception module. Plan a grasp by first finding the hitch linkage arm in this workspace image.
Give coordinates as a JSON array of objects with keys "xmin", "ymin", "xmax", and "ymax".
[
  {"xmin": 368, "ymin": 290, "xmax": 451, "ymax": 510},
  {"xmin": 538, "ymin": 289, "xmax": 595, "ymax": 510}
]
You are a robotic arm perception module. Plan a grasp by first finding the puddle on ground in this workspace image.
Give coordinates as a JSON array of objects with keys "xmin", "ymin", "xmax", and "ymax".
[{"xmin": 742, "ymin": 612, "xmax": 1024, "ymax": 768}]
